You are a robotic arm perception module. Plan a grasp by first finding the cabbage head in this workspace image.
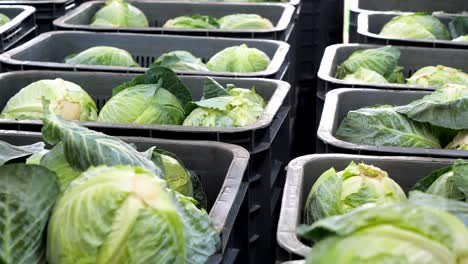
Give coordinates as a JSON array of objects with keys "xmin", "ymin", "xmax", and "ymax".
[
  {"xmin": 0, "ymin": 13, "xmax": 10, "ymax": 26},
  {"xmin": 407, "ymin": 65, "xmax": 468, "ymax": 87},
  {"xmin": 163, "ymin": 15, "xmax": 219, "ymax": 29},
  {"xmin": 46, "ymin": 165, "xmax": 219, "ymax": 264},
  {"xmin": 303, "ymin": 162, "xmax": 406, "ymax": 223},
  {"xmin": 446, "ymin": 130, "xmax": 468, "ymax": 151},
  {"xmin": 380, "ymin": 13, "xmax": 451, "ymax": 40},
  {"xmin": 298, "ymin": 203, "xmax": 468, "ymax": 264},
  {"xmin": 98, "ymin": 84, "xmax": 186, "ymax": 125},
  {"xmin": 183, "ymin": 78, "xmax": 266, "ymax": 127},
  {"xmin": 218, "ymin": 14, "xmax": 274, "ymax": 30},
  {"xmin": 1, "ymin": 78, "xmax": 98, "ymax": 121},
  {"xmin": 91, "ymin": 0, "xmax": 148, "ymax": 27},
  {"xmin": 207, "ymin": 44, "xmax": 270, "ymax": 73},
  {"xmin": 342, "ymin": 67, "xmax": 389, "ymax": 83},
  {"xmin": 153, "ymin": 51, "xmax": 209, "ymax": 72},
  {"xmin": 65, "ymin": 46, "xmax": 139, "ymax": 67},
  {"xmin": 453, "ymin": 35, "xmax": 468, "ymax": 42}
]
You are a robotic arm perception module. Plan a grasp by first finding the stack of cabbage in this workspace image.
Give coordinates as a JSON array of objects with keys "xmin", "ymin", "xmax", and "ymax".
[
  {"xmin": 163, "ymin": 13, "xmax": 274, "ymax": 30},
  {"xmin": 0, "ymin": 67, "xmax": 267, "ymax": 128},
  {"xmin": 298, "ymin": 160, "xmax": 468, "ymax": 264},
  {"xmin": 0, "ymin": 110, "xmax": 219, "ymax": 263},
  {"xmin": 379, "ymin": 13, "xmax": 468, "ymax": 43},
  {"xmin": 153, "ymin": 45, "xmax": 271, "ymax": 73},
  {"xmin": 336, "ymin": 46, "xmax": 468, "ymax": 85},
  {"xmin": 0, "ymin": 13, "xmax": 10, "ymax": 27},
  {"xmin": 336, "ymin": 84, "xmax": 468, "ymax": 151},
  {"xmin": 90, "ymin": 0, "xmax": 149, "ymax": 27},
  {"xmin": 63, "ymin": 44, "xmax": 270, "ymax": 73}
]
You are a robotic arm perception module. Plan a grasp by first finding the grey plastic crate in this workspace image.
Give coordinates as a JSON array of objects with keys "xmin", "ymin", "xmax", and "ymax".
[
  {"xmin": 318, "ymin": 43, "xmax": 468, "ymax": 99},
  {"xmin": 0, "ymin": 0, "xmax": 75, "ymax": 33},
  {"xmin": 357, "ymin": 12, "xmax": 468, "ymax": 49},
  {"xmin": 0, "ymin": 5, "xmax": 37, "ymax": 52},
  {"xmin": 0, "ymin": 31, "xmax": 290, "ymax": 81},
  {"xmin": 0, "ymin": 130, "xmax": 249, "ymax": 263},
  {"xmin": 54, "ymin": 1, "xmax": 296, "ymax": 41},
  {"xmin": 349, "ymin": 0, "xmax": 467, "ymax": 40},
  {"xmin": 277, "ymin": 153, "xmax": 456, "ymax": 259},
  {"xmin": 317, "ymin": 88, "xmax": 468, "ymax": 158},
  {"xmin": 0, "ymin": 70, "xmax": 290, "ymax": 263}
]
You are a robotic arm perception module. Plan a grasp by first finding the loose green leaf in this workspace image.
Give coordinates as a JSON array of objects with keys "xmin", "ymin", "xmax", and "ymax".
[
  {"xmin": 202, "ymin": 77, "xmax": 230, "ymax": 99},
  {"xmin": 0, "ymin": 140, "xmax": 45, "ymax": 165}
]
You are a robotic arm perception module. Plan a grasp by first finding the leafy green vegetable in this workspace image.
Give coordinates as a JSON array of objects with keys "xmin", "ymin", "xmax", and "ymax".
[
  {"xmin": 0, "ymin": 140, "xmax": 45, "ymax": 165},
  {"xmin": 40, "ymin": 143, "xmax": 81, "ymax": 191},
  {"xmin": 98, "ymin": 84, "xmax": 186, "ymax": 125},
  {"xmin": 0, "ymin": 164, "xmax": 59, "ymax": 264},
  {"xmin": 396, "ymin": 84, "xmax": 468, "ymax": 130},
  {"xmin": 65, "ymin": 46, "xmax": 139, "ymax": 67},
  {"xmin": 407, "ymin": 65, "xmax": 468, "ymax": 87},
  {"xmin": 91, "ymin": 0, "xmax": 148, "ymax": 27},
  {"xmin": 183, "ymin": 77, "xmax": 266, "ymax": 127},
  {"xmin": 153, "ymin": 51, "xmax": 209, "ymax": 72},
  {"xmin": 0, "ymin": 13, "xmax": 10, "ymax": 27},
  {"xmin": 336, "ymin": 105, "xmax": 441, "ymax": 149},
  {"xmin": 207, "ymin": 44, "xmax": 270, "ymax": 73},
  {"xmin": 336, "ymin": 46, "xmax": 404, "ymax": 83},
  {"xmin": 446, "ymin": 130, "xmax": 468, "ymax": 150},
  {"xmin": 163, "ymin": 15, "xmax": 219, "ymax": 29},
  {"xmin": 1, "ymin": 79, "xmax": 98, "ymax": 121},
  {"xmin": 380, "ymin": 13, "xmax": 451, "ymax": 40},
  {"xmin": 304, "ymin": 162, "xmax": 406, "ymax": 223},
  {"xmin": 46, "ymin": 165, "xmax": 219, "ymax": 264},
  {"xmin": 298, "ymin": 203, "xmax": 468, "ymax": 264},
  {"xmin": 218, "ymin": 14, "xmax": 274, "ymax": 30},
  {"xmin": 453, "ymin": 35, "xmax": 468, "ymax": 42},
  {"xmin": 448, "ymin": 16, "xmax": 468, "ymax": 40}
]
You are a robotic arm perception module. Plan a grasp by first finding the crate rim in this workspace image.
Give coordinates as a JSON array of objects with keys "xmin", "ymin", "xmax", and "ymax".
[
  {"xmin": 0, "ymin": 70, "xmax": 290, "ymax": 134},
  {"xmin": 317, "ymin": 43, "xmax": 467, "ymax": 91},
  {"xmin": 277, "ymin": 153, "xmax": 457, "ymax": 257},
  {"xmin": 0, "ymin": 30, "xmax": 291, "ymax": 78},
  {"xmin": 357, "ymin": 11, "xmax": 468, "ymax": 48},
  {"xmin": 0, "ymin": 5, "xmax": 35, "ymax": 35},
  {"xmin": 348, "ymin": 0, "xmax": 468, "ymax": 15},
  {"xmin": 317, "ymin": 88, "xmax": 468, "ymax": 158},
  {"xmin": 54, "ymin": 0, "xmax": 296, "ymax": 33}
]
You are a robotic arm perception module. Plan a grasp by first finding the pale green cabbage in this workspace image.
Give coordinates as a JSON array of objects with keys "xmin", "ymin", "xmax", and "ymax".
[
  {"xmin": 453, "ymin": 35, "xmax": 468, "ymax": 42},
  {"xmin": 407, "ymin": 65, "xmax": 468, "ymax": 87},
  {"xmin": 380, "ymin": 13, "xmax": 451, "ymax": 40},
  {"xmin": 163, "ymin": 15, "xmax": 219, "ymax": 29},
  {"xmin": 446, "ymin": 130, "xmax": 468, "ymax": 151},
  {"xmin": 218, "ymin": 14, "xmax": 274, "ymax": 30},
  {"xmin": 91, "ymin": 0, "xmax": 148, "ymax": 27},
  {"xmin": 343, "ymin": 67, "xmax": 389, "ymax": 83},
  {"xmin": 0, "ymin": 13, "xmax": 10, "ymax": 26},
  {"xmin": 65, "ymin": 46, "xmax": 139, "ymax": 67},
  {"xmin": 1, "ymin": 79, "xmax": 98, "ymax": 121},
  {"xmin": 207, "ymin": 44, "xmax": 270, "ymax": 73},
  {"xmin": 153, "ymin": 51, "xmax": 209, "ymax": 72}
]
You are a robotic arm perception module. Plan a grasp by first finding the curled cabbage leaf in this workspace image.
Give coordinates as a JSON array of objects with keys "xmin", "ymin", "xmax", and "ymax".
[
  {"xmin": 1, "ymin": 79, "xmax": 98, "ymax": 121},
  {"xmin": 407, "ymin": 65, "xmax": 468, "ymax": 87},
  {"xmin": 98, "ymin": 84, "xmax": 185, "ymax": 125},
  {"xmin": 446, "ymin": 130, "xmax": 468, "ymax": 151},
  {"xmin": 153, "ymin": 51, "xmax": 209, "ymax": 72},
  {"xmin": 207, "ymin": 44, "xmax": 270, "ymax": 73},
  {"xmin": 0, "ymin": 13, "xmax": 10, "ymax": 26},
  {"xmin": 65, "ymin": 46, "xmax": 139, "ymax": 67},
  {"xmin": 304, "ymin": 161, "xmax": 406, "ymax": 223},
  {"xmin": 380, "ymin": 13, "xmax": 451, "ymax": 40},
  {"xmin": 163, "ymin": 15, "xmax": 219, "ymax": 29},
  {"xmin": 218, "ymin": 14, "xmax": 274, "ymax": 30},
  {"xmin": 91, "ymin": 0, "xmax": 148, "ymax": 27}
]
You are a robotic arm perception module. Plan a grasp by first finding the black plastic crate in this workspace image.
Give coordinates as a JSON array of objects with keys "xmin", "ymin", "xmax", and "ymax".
[
  {"xmin": 0, "ymin": 5, "xmax": 36, "ymax": 52},
  {"xmin": 356, "ymin": 12, "xmax": 468, "ymax": 49},
  {"xmin": 277, "ymin": 153, "xmax": 457, "ymax": 260},
  {"xmin": 0, "ymin": 130, "xmax": 249, "ymax": 263},
  {"xmin": 317, "ymin": 88, "xmax": 468, "ymax": 158},
  {"xmin": 0, "ymin": 0, "xmax": 75, "ymax": 33},
  {"xmin": 0, "ymin": 31, "xmax": 290, "ymax": 81},
  {"xmin": 348, "ymin": 0, "xmax": 467, "ymax": 41},
  {"xmin": 54, "ymin": 1, "xmax": 296, "ymax": 41}
]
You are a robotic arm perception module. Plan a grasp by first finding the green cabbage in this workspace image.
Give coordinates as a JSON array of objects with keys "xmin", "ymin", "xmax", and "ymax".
[
  {"xmin": 298, "ymin": 203, "xmax": 468, "ymax": 264},
  {"xmin": 0, "ymin": 13, "xmax": 10, "ymax": 26},
  {"xmin": 380, "ymin": 13, "xmax": 451, "ymax": 40},
  {"xmin": 407, "ymin": 65, "xmax": 468, "ymax": 87},
  {"xmin": 153, "ymin": 51, "xmax": 209, "ymax": 72},
  {"xmin": 163, "ymin": 15, "xmax": 219, "ymax": 29},
  {"xmin": 183, "ymin": 77, "xmax": 266, "ymax": 127},
  {"xmin": 207, "ymin": 44, "xmax": 270, "ymax": 73},
  {"xmin": 446, "ymin": 130, "xmax": 468, "ymax": 151},
  {"xmin": 1, "ymin": 79, "xmax": 98, "ymax": 121},
  {"xmin": 91, "ymin": 0, "xmax": 148, "ymax": 27},
  {"xmin": 46, "ymin": 165, "xmax": 219, "ymax": 264},
  {"xmin": 342, "ymin": 67, "xmax": 389, "ymax": 83},
  {"xmin": 336, "ymin": 105, "xmax": 441, "ymax": 149},
  {"xmin": 65, "ymin": 46, "xmax": 139, "ymax": 67},
  {"xmin": 453, "ymin": 35, "xmax": 468, "ymax": 42},
  {"xmin": 304, "ymin": 162, "xmax": 406, "ymax": 223},
  {"xmin": 98, "ymin": 84, "xmax": 186, "ymax": 125},
  {"xmin": 218, "ymin": 14, "xmax": 274, "ymax": 30}
]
